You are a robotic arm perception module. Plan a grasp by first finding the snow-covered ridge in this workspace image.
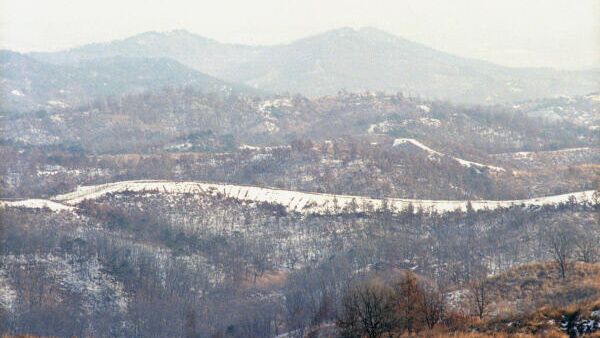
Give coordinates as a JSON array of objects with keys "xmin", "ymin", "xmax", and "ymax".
[
  {"xmin": 51, "ymin": 180, "xmax": 596, "ymax": 214},
  {"xmin": 393, "ymin": 138, "xmax": 506, "ymax": 173},
  {"xmin": 493, "ymin": 147, "xmax": 596, "ymax": 158},
  {"xmin": 0, "ymin": 199, "xmax": 74, "ymax": 211}
]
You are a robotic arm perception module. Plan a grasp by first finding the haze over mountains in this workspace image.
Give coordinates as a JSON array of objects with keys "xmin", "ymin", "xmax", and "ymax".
[
  {"xmin": 2, "ymin": 18, "xmax": 600, "ymax": 337},
  {"xmin": 14, "ymin": 27, "xmax": 598, "ymax": 104},
  {"xmin": 0, "ymin": 50, "xmax": 258, "ymax": 112}
]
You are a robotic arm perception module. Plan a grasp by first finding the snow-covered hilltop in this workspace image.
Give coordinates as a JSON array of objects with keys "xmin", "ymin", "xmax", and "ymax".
[{"xmin": 49, "ymin": 180, "xmax": 596, "ymax": 214}]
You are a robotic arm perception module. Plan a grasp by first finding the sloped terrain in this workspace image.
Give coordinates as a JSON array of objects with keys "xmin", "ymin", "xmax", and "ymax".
[
  {"xmin": 29, "ymin": 28, "xmax": 599, "ymax": 103},
  {"xmin": 1, "ymin": 186, "xmax": 598, "ymax": 337},
  {"xmin": 2, "ymin": 91, "xmax": 597, "ymax": 202},
  {"xmin": 448, "ymin": 263, "xmax": 600, "ymax": 336},
  {"xmin": 1, "ymin": 28, "xmax": 598, "ymax": 336},
  {"xmin": 0, "ymin": 50, "xmax": 257, "ymax": 112}
]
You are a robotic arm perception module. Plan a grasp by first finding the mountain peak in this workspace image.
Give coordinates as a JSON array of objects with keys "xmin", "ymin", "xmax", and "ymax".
[
  {"xmin": 127, "ymin": 29, "xmax": 217, "ymax": 45},
  {"xmin": 297, "ymin": 26, "xmax": 409, "ymax": 46}
]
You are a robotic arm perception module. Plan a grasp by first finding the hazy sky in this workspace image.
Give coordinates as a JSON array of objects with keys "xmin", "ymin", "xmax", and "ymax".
[{"xmin": 1, "ymin": 0, "xmax": 598, "ymax": 69}]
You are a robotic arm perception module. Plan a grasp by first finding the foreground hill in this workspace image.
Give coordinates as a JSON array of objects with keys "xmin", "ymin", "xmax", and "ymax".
[
  {"xmin": 30, "ymin": 28, "xmax": 599, "ymax": 103},
  {"xmin": 447, "ymin": 262, "xmax": 600, "ymax": 336},
  {"xmin": 1, "ymin": 183, "xmax": 597, "ymax": 337},
  {"xmin": 0, "ymin": 50, "xmax": 256, "ymax": 112}
]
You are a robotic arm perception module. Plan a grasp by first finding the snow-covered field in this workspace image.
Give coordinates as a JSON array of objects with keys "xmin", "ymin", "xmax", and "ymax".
[
  {"xmin": 0, "ymin": 199, "xmax": 75, "ymax": 211},
  {"xmin": 48, "ymin": 180, "xmax": 596, "ymax": 214},
  {"xmin": 393, "ymin": 138, "xmax": 506, "ymax": 172}
]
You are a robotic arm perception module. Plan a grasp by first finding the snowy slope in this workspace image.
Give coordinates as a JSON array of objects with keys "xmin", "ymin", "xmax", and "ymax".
[
  {"xmin": 0, "ymin": 199, "xmax": 74, "ymax": 211},
  {"xmin": 51, "ymin": 180, "xmax": 596, "ymax": 214},
  {"xmin": 393, "ymin": 138, "xmax": 506, "ymax": 173},
  {"xmin": 494, "ymin": 147, "xmax": 595, "ymax": 158}
]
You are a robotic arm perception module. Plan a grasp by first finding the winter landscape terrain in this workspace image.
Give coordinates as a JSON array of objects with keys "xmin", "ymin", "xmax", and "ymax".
[{"xmin": 1, "ymin": 11, "xmax": 600, "ymax": 338}]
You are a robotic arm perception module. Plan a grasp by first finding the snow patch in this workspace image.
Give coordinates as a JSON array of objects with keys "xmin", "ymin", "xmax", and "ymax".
[
  {"xmin": 393, "ymin": 138, "xmax": 505, "ymax": 173},
  {"xmin": 367, "ymin": 121, "xmax": 394, "ymax": 134},
  {"xmin": 47, "ymin": 100, "xmax": 69, "ymax": 108},
  {"xmin": 0, "ymin": 269, "xmax": 16, "ymax": 311},
  {"xmin": 417, "ymin": 104, "xmax": 431, "ymax": 113},
  {"xmin": 586, "ymin": 93, "xmax": 600, "ymax": 102},
  {"xmin": 0, "ymin": 199, "xmax": 74, "ymax": 212},
  {"xmin": 417, "ymin": 117, "xmax": 441, "ymax": 127},
  {"xmin": 2, "ymin": 254, "xmax": 127, "ymax": 314},
  {"xmin": 496, "ymin": 147, "xmax": 595, "ymax": 158},
  {"xmin": 263, "ymin": 121, "xmax": 280, "ymax": 133},
  {"xmin": 10, "ymin": 89, "xmax": 24, "ymax": 97}
]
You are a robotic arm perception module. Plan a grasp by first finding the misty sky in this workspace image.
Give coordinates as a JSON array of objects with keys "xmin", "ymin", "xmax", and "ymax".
[{"xmin": 1, "ymin": 0, "xmax": 598, "ymax": 69}]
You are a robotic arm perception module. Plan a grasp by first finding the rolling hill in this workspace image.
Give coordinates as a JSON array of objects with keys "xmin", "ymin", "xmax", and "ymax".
[
  {"xmin": 30, "ymin": 27, "xmax": 600, "ymax": 103},
  {"xmin": 0, "ymin": 50, "xmax": 257, "ymax": 112}
]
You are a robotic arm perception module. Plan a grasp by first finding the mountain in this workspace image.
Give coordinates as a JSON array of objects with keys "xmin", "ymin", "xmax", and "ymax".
[
  {"xmin": 31, "ymin": 27, "xmax": 600, "ymax": 103},
  {"xmin": 0, "ymin": 50, "xmax": 257, "ymax": 112}
]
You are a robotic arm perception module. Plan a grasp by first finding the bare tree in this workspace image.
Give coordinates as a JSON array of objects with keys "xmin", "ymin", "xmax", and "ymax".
[
  {"xmin": 418, "ymin": 283, "xmax": 445, "ymax": 330},
  {"xmin": 469, "ymin": 279, "xmax": 489, "ymax": 319},
  {"xmin": 546, "ymin": 223, "xmax": 575, "ymax": 279},
  {"xmin": 337, "ymin": 280, "xmax": 397, "ymax": 338},
  {"xmin": 574, "ymin": 228, "xmax": 599, "ymax": 263},
  {"xmin": 394, "ymin": 272, "xmax": 423, "ymax": 332}
]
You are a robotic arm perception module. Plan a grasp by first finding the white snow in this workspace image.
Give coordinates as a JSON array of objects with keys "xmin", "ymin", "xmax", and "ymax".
[
  {"xmin": 49, "ymin": 114, "xmax": 64, "ymax": 123},
  {"xmin": 1, "ymin": 254, "xmax": 127, "ymax": 313},
  {"xmin": 263, "ymin": 121, "xmax": 280, "ymax": 133},
  {"xmin": 446, "ymin": 289, "xmax": 468, "ymax": 310},
  {"xmin": 239, "ymin": 144, "xmax": 291, "ymax": 151},
  {"xmin": 368, "ymin": 118, "xmax": 440, "ymax": 134},
  {"xmin": 47, "ymin": 100, "xmax": 69, "ymax": 108},
  {"xmin": 393, "ymin": 138, "xmax": 506, "ymax": 172},
  {"xmin": 239, "ymin": 144, "xmax": 261, "ymax": 151},
  {"xmin": 0, "ymin": 199, "xmax": 74, "ymax": 212},
  {"xmin": 586, "ymin": 93, "xmax": 600, "ymax": 102},
  {"xmin": 496, "ymin": 147, "xmax": 595, "ymax": 158},
  {"xmin": 257, "ymin": 98, "xmax": 292, "ymax": 121},
  {"xmin": 367, "ymin": 121, "xmax": 394, "ymax": 134},
  {"xmin": 417, "ymin": 117, "xmax": 441, "ymax": 127},
  {"xmin": 258, "ymin": 98, "xmax": 292, "ymax": 112},
  {"xmin": 51, "ymin": 180, "xmax": 596, "ymax": 215},
  {"xmin": 417, "ymin": 104, "xmax": 431, "ymax": 113},
  {"xmin": 0, "ymin": 269, "xmax": 16, "ymax": 311},
  {"xmin": 10, "ymin": 89, "xmax": 24, "ymax": 97}
]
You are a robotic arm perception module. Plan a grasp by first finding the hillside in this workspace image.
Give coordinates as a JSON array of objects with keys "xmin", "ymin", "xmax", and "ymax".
[
  {"xmin": 2, "ymin": 90, "xmax": 597, "ymax": 202},
  {"xmin": 1, "ymin": 190, "xmax": 597, "ymax": 337},
  {"xmin": 0, "ymin": 50, "xmax": 256, "ymax": 112},
  {"xmin": 2, "ymin": 2, "xmax": 599, "ymax": 337},
  {"xmin": 30, "ymin": 28, "xmax": 600, "ymax": 103},
  {"xmin": 448, "ymin": 262, "xmax": 600, "ymax": 336}
]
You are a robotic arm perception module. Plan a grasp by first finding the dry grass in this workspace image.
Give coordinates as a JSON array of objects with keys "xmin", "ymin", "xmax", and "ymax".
[
  {"xmin": 468, "ymin": 262, "xmax": 600, "ymax": 336},
  {"xmin": 424, "ymin": 333, "xmax": 559, "ymax": 338},
  {"xmin": 484, "ymin": 262, "xmax": 600, "ymax": 314}
]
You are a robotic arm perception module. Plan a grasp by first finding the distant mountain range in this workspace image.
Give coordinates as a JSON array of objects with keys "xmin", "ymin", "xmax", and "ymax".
[
  {"xmin": 0, "ymin": 50, "xmax": 257, "ymax": 112},
  {"xmin": 2, "ymin": 27, "xmax": 599, "ymax": 109}
]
